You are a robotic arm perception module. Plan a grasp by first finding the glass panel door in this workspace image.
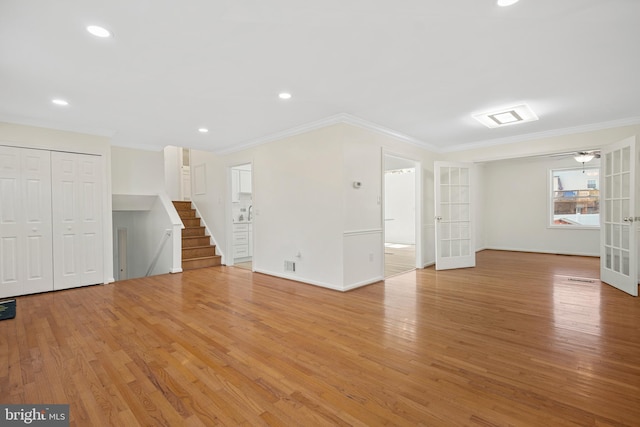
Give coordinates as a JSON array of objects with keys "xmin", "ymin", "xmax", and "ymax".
[
  {"xmin": 435, "ymin": 162, "xmax": 475, "ymax": 270},
  {"xmin": 601, "ymin": 137, "xmax": 638, "ymax": 296}
]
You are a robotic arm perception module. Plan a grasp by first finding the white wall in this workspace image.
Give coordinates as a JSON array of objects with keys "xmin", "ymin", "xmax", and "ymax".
[
  {"xmin": 112, "ymin": 197, "xmax": 175, "ymax": 279},
  {"xmin": 112, "ymin": 146, "xmax": 165, "ymax": 194},
  {"xmin": 473, "ymin": 163, "xmax": 486, "ymax": 251},
  {"xmin": 0, "ymin": 122, "xmax": 114, "ymax": 283},
  {"xmin": 164, "ymin": 145, "xmax": 182, "ymax": 200},
  {"xmin": 188, "ymin": 122, "xmax": 640, "ymax": 289},
  {"xmin": 111, "ymin": 146, "xmax": 183, "ymax": 276},
  {"xmin": 340, "ymin": 124, "xmax": 439, "ymax": 273},
  {"xmin": 192, "ymin": 123, "xmax": 440, "ymax": 290},
  {"xmin": 446, "ymin": 124, "xmax": 640, "ymax": 257},
  {"xmin": 341, "ymin": 127, "xmax": 384, "ymax": 287},
  {"xmin": 190, "ymin": 150, "xmax": 229, "ymax": 263},
  {"xmin": 482, "ymin": 155, "xmax": 600, "ymax": 256},
  {"xmin": 257, "ymin": 126, "xmax": 345, "ymax": 288}
]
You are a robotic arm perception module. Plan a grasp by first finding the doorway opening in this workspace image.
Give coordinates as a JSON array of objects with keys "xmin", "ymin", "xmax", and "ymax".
[
  {"xmin": 384, "ymin": 154, "xmax": 419, "ymax": 277},
  {"xmin": 117, "ymin": 228, "xmax": 128, "ymax": 280},
  {"xmin": 180, "ymin": 147, "xmax": 191, "ymax": 201},
  {"xmin": 229, "ymin": 163, "xmax": 253, "ymax": 270}
]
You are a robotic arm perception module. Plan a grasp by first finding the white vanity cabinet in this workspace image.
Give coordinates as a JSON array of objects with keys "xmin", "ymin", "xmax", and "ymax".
[{"xmin": 233, "ymin": 223, "xmax": 250, "ymax": 259}]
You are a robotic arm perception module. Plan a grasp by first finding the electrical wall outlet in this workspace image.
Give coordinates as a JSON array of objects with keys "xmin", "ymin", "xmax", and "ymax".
[{"xmin": 284, "ymin": 260, "xmax": 296, "ymax": 272}]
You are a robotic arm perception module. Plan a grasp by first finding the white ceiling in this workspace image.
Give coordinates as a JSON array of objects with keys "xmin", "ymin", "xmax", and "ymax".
[{"xmin": 1, "ymin": 0, "xmax": 639, "ymax": 154}]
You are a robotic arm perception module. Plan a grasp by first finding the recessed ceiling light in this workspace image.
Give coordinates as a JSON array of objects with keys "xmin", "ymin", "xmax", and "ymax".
[
  {"xmin": 198, "ymin": 128, "xmax": 209, "ymax": 133},
  {"xmin": 497, "ymin": 0, "xmax": 520, "ymax": 6},
  {"xmin": 278, "ymin": 92, "xmax": 292, "ymax": 100},
  {"xmin": 473, "ymin": 104, "xmax": 538, "ymax": 128},
  {"xmin": 86, "ymin": 25, "xmax": 112, "ymax": 38},
  {"xmin": 52, "ymin": 99, "xmax": 69, "ymax": 106}
]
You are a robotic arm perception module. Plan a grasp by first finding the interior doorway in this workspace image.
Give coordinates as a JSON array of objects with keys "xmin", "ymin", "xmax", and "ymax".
[
  {"xmin": 229, "ymin": 163, "xmax": 253, "ymax": 270},
  {"xmin": 117, "ymin": 228, "xmax": 128, "ymax": 280},
  {"xmin": 384, "ymin": 154, "xmax": 419, "ymax": 277},
  {"xmin": 180, "ymin": 147, "xmax": 191, "ymax": 201}
]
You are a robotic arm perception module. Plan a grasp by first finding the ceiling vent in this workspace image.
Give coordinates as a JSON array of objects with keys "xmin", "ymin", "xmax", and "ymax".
[{"xmin": 473, "ymin": 104, "xmax": 538, "ymax": 128}]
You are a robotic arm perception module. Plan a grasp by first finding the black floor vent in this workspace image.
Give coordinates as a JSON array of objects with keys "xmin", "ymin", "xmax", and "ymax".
[{"xmin": 0, "ymin": 299, "xmax": 16, "ymax": 321}]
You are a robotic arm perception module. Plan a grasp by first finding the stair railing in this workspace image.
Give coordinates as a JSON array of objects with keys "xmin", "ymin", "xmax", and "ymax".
[{"xmin": 146, "ymin": 229, "xmax": 173, "ymax": 276}]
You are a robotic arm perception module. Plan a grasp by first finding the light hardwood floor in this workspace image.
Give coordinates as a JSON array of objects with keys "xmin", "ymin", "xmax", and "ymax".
[
  {"xmin": 384, "ymin": 243, "xmax": 416, "ymax": 277},
  {"xmin": 1, "ymin": 250, "xmax": 639, "ymax": 426}
]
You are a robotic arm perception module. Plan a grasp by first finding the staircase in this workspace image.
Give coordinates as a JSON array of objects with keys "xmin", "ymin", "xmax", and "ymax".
[{"xmin": 172, "ymin": 201, "xmax": 222, "ymax": 270}]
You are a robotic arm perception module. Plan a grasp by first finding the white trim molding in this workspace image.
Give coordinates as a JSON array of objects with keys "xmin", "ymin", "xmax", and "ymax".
[{"xmin": 215, "ymin": 113, "xmax": 439, "ymax": 155}]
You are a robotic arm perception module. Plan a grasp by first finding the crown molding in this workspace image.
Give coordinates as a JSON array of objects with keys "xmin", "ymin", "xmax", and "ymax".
[
  {"xmin": 215, "ymin": 114, "xmax": 346, "ymax": 155},
  {"xmin": 441, "ymin": 116, "xmax": 640, "ymax": 153},
  {"xmin": 0, "ymin": 115, "xmax": 116, "ymax": 139},
  {"xmin": 338, "ymin": 114, "xmax": 439, "ymax": 151},
  {"xmin": 215, "ymin": 113, "xmax": 436, "ymax": 155}
]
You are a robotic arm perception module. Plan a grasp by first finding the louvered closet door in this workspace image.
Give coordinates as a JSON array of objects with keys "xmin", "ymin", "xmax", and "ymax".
[
  {"xmin": 51, "ymin": 152, "xmax": 104, "ymax": 290},
  {"xmin": 0, "ymin": 146, "xmax": 53, "ymax": 298}
]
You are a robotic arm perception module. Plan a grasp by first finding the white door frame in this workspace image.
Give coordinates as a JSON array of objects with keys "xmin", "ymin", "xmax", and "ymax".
[
  {"xmin": 227, "ymin": 162, "xmax": 254, "ymax": 268},
  {"xmin": 382, "ymin": 151, "xmax": 423, "ymax": 271},
  {"xmin": 179, "ymin": 147, "xmax": 191, "ymax": 201}
]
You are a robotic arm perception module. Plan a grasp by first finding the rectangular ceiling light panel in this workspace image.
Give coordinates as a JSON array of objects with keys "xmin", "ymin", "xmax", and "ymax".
[{"xmin": 473, "ymin": 104, "xmax": 538, "ymax": 128}]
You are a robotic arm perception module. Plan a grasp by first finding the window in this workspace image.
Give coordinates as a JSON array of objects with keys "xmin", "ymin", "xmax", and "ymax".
[{"xmin": 550, "ymin": 167, "xmax": 599, "ymax": 227}]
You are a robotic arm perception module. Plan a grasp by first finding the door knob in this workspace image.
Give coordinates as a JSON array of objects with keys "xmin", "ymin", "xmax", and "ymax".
[{"xmin": 435, "ymin": 216, "xmax": 443, "ymax": 221}]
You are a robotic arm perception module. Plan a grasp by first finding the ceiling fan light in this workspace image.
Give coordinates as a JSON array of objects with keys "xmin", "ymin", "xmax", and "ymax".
[{"xmin": 574, "ymin": 154, "xmax": 594, "ymax": 163}]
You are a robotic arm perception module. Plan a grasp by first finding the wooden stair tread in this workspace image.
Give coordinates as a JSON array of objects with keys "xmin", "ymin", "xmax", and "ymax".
[
  {"xmin": 173, "ymin": 200, "xmax": 222, "ymax": 271},
  {"xmin": 184, "ymin": 255, "xmax": 220, "ymax": 261}
]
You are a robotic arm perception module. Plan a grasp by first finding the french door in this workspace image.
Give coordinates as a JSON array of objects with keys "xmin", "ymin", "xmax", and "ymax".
[
  {"xmin": 600, "ymin": 137, "xmax": 638, "ymax": 296},
  {"xmin": 434, "ymin": 162, "xmax": 475, "ymax": 270}
]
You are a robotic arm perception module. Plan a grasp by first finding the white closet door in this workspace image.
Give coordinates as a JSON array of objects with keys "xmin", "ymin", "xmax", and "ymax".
[
  {"xmin": 0, "ymin": 146, "xmax": 53, "ymax": 298},
  {"xmin": 52, "ymin": 152, "xmax": 104, "ymax": 290}
]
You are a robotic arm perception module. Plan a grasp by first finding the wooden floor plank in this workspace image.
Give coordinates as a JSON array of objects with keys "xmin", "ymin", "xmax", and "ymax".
[{"xmin": 1, "ymin": 250, "xmax": 639, "ymax": 426}]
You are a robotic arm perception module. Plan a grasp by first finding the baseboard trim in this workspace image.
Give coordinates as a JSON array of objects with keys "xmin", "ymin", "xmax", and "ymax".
[
  {"xmin": 483, "ymin": 247, "xmax": 600, "ymax": 258},
  {"xmin": 253, "ymin": 268, "xmax": 344, "ymax": 291},
  {"xmin": 343, "ymin": 277, "xmax": 384, "ymax": 291}
]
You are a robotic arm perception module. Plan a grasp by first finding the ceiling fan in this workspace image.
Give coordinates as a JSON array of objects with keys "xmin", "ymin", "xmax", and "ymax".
[
  {"xmin": 546, "ymin": 149, "xmax": 601, "ymax": 164},
  {"xmin": 573, "ymin": 150, "xmax": 601, "ymax": 164}
]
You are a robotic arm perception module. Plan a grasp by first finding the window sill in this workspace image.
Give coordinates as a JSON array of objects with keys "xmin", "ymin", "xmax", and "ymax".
[{"xmin": 547, "ymin": 225, "xmax": 600, "ymax": 230}]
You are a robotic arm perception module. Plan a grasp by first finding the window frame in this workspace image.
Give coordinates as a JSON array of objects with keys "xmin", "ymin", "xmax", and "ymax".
[{"xmin": 548, "ymin": 165, "xmax": 600, "ymax": 229}]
